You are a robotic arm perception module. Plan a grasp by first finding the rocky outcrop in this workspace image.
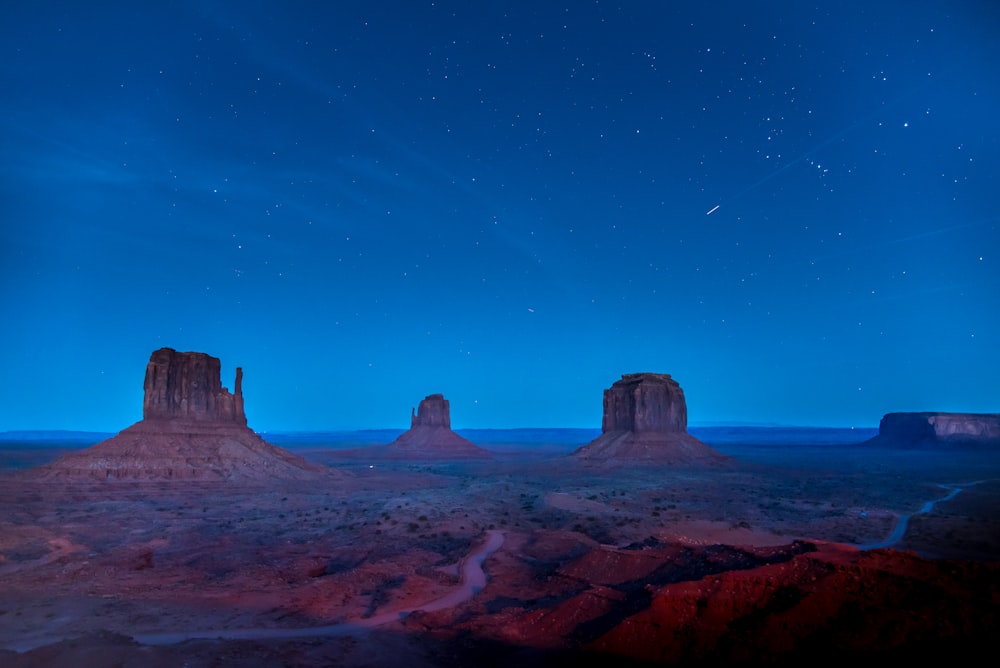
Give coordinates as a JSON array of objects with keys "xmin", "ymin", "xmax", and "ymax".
[
  {"xmin": 411, "ymin": 393, "xmax": 451, "ymax": 429},
  {"xmin": 573, "ymin": 373, "xmax": 723, "ymax": 463},
  {"xmin": 32, "ymin": 348, "xmax": 329, "ymax": 481},
  {"xmin": 387, "ymin": 394, "xmax": 490, "ymax": 459},
  {"xmin": 601, "ymin": 373, "xmax": 688, "ymax": 433},
  {"xmin": 866, "ymin": 412, "xmax": 1000, "ymax": 447},
  {"xmin": 142, "ymin": 348, "xmax": 246, "ymax": 424},
  {"xmin": 476, "ymin": 539, "xmax": 999, "ymax": 664}
]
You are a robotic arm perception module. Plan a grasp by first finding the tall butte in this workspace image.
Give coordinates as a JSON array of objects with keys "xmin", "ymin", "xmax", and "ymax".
[
  {"xmin": 385, "ymin": 393, "xmax": 490, "ymax": 459},
  {"xmin": 34, "ymin": 348, "xmax": 328, "ymax": 481},
  {"xmin": 141, "ymin": 347, "xmax": 247, "ymax": 424},
  {"xmin": 573, "ymin": 373, "xmax": 723, "ymax": 464}
]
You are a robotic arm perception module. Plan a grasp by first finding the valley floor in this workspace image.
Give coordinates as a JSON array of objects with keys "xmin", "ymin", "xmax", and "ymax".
[{"xmin": 1, "ymin": 440, "xmax": 999, "ymax": 665}]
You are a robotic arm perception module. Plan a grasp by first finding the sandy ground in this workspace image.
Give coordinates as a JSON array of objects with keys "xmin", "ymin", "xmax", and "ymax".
[{"xmin": 1, "ymin": 442, "xmax": 999, "ymax": 665}]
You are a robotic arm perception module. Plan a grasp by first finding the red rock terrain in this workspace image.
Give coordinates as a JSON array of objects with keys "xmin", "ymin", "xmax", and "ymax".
[
  {"xmin": 592, "ymin": 544, "xmax": 997, "ymax": 663},
  {"xmin": 464, "ymin": 538, "xmax": 998, "ymax": 664},
  {"xmin": 2, "ymin": 442, "xmax": 998, "ymax": 666},
  {"xmin": 2, "ymin": 359, "xmax": 998, "ymax": 665}
]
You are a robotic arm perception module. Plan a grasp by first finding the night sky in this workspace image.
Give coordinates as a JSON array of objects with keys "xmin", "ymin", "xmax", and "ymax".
[{"xmin": 2, "ymin": 2, "xmax": 998, "ymax": 432}]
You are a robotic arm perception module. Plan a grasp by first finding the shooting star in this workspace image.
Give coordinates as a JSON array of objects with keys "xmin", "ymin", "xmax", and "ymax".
[{"xmin": 706, "ymin": 204, "xmax": 720, "ymax": 215}]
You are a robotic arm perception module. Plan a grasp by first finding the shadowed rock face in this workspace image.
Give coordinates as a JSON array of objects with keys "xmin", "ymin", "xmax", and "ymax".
[
  {"xmin": 411, "ymin": 393, "xmax": 450, "ymax": 429},
  {"xmin": 868, "ymin": 412, "xmax": 1000, "ymax": 447},
  {"xmin": 142, "ymin": 348, "xmax": 246, "ymax": 425},
  {"xmin": 31, "ymin": 348, "xmax": 328, "ymax": 481},
  {"xmin": 575, "ymin": 373, "xmax": 722, "ymax": 463},
  {"xmin": 602, "ymin": 373, "xmax": 687, "ymax": 434}
]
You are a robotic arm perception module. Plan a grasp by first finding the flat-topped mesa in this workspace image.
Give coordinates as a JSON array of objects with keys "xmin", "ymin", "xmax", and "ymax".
[
  {"xmin": 602, "ymin": 372, "xmax": 688, "ymax": 434},
  {"xmin": 867, "ymin": 412, "xmax": 1000, "ymax": 447},
  {"xmin": 142, "ymin": 348, "xmax": 246, "ymax": 425},
  {"xmin": 411, "ymin": 393, "xmax": 450, "ymax": 429},
  {"xmin": 574, "ymin": 372, "xmax": 723, "ymax": 464},
  {"xmin": 388, "ymin": 393, "xmax": 490, "ymax": 459}
]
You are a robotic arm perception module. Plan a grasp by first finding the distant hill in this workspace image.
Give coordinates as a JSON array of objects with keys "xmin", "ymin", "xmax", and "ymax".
[
  {"xmin": 0, "ymin": 426, "xmax": 878, "ymax": 452},
  {"xmin": 261, "ymin": 430, "xmax": 404, "ymax": 449},
  {"xmin": 456, "ymin": 428, "xmax": 600, "ymax": 444},
  {"xmin": 0, "ymin": 430, "xmax": 115, "ymax": 444},
  {"xmin": 690, "ymin": 425, "xmax": 878, "ymax": 446}
]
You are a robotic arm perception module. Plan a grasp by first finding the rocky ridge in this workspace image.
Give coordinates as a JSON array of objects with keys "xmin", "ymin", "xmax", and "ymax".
[
  {"xmin": 866, "ymin": 412, "xmax": 1000, "ymax": 447},
  {"xmin": 433, "ymin": 536, "xmax": 999, "ymax": 664}
]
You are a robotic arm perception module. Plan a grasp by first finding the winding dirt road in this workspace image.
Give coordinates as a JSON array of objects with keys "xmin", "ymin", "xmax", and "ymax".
[
  {"xmin": 858, "ymin": 480, "xmax": 987, "ymax": 551},
  {"xmin": 132, "ymin": 529, "xmax": 505, "ymax": 646}
]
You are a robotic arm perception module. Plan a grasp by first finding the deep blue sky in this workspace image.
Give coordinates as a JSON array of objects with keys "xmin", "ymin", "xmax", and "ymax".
[{"xmin": 2, "ymin": 1, "xmax": 998, "ymax": 432}]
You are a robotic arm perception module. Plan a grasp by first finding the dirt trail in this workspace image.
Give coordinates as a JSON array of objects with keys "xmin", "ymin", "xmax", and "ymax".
[
  {"xmin": 131, "ymin": 530, "xmax": 505, "ymax": 646},
  {"xmin": 858, "ymin": 480, "xmax": 988, "ymax": 550}
]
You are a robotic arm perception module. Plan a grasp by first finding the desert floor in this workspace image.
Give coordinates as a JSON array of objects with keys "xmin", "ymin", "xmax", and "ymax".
[{"xmin": 1, "ymin": 439, "xmax": 999, "ymax": 666}]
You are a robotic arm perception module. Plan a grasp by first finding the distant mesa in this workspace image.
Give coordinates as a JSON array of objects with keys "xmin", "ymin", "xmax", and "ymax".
[
  {"xmin": 385, "ymin": 393, "xmax": 491, "ymax": 459},
  {"xmin": 573, "ymin": 373, "xmax": 724, "ymax": 464},
  {"xmin": 865, "ymin": 412, "xmax": 1000, "ymax": 448},
  {"xmin": 31, "ymin": 348, "xmax": 329, "ymax": 481}
]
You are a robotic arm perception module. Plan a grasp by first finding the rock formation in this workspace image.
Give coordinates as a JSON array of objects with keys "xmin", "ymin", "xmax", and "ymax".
[
  {"xmin": 601, "ymin": 372, "xmax": 689, "ymax": 434},
  {"xmin": 386, "ymin": 394, "xmax": 490, "ymax": 459},
  {"xmin": 411, "ymin": 393, "xmax": 451, "ymax": 428},
  {"xmin": 573, "ymin": 373, "xmax": 723, "ymax": 463},
  {"xmin": 142, "ymin": 347, "xmax": 246, "ymax": 424},
  {"xmin": 32, "ymin": 348, "xmax": 329, "ymax": 481},
  {"xmin": 865, "ymin": 412, "xmax": 1000, "ymax": 447},
  {"xmin": 479, "ymin": 539, "xmax": 999, "ymax": 664}
]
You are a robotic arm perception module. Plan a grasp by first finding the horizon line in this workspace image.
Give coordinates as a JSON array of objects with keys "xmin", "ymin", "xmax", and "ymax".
[{"xmin": 0, "ymin": 421, "xmax": 883, "ymax": 437}]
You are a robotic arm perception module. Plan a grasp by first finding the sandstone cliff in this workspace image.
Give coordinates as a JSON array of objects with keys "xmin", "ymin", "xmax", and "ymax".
[
  {"xmin": 411, "ymin": 393, "xmax": 451, "ymax": 428},
  {"xmin": 142, "ymin": 347, "xmax": 246, "ymax": 424},
  {"xmin": 866, "ymin": 411, "xmax": 1000, "ymax": 447},
  {"xmin": 601, "ymin": 372, "xmax": 688, "ymax": 433},
  {"xmin": 479, "ymin": 539, "xmax": 998, "ymax": 663},
  {"xmin": 32, "ymin": 348, "xmax": 329, "ymax": 481},
  {"xmin": 574, "ymin": 373, "xmax": 723, "ymax": 463}
]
